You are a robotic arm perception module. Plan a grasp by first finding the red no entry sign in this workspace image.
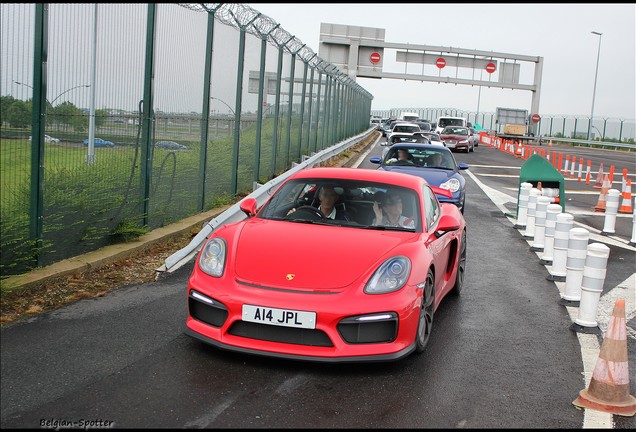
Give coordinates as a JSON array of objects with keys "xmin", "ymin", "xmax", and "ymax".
[
  {"xmin": 531, "ymin": 113, "xmax": 541, "ymax": 123},
  {"xmin": 436, "ymin": 57, "xmax": 446, "ymax": 69},
  {"xmin": 370, "ymin": 52, "xmax": 381, "ymax": 64},
  {"xmin": 486, "ymin": 62, "xmax": 496, "ymax": 73}
]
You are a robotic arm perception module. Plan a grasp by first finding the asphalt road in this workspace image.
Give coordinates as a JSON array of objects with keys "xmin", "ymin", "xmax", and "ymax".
[{"xmin": 1, "ymin": 137, "xmax": 635, "ymax": 429}]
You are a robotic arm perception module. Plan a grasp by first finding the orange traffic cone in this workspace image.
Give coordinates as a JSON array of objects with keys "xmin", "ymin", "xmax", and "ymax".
[
  {"xmin": 594, "ymin": 175, "xmax": 611, "ymax": 212},
  {"xmin": 573, "ymin": 299, "xmax": 636, "ymax": 417},
  {"xmin": 594, "ymin": 163, "xmax": 605, "ymax": 188},
  {"xmin": 619, "ymin": 179, "xmax": 633, "ymax": 214},
  {"xmin": 548, "ymin": 139, "xmax": 553, "ymax": 147}
]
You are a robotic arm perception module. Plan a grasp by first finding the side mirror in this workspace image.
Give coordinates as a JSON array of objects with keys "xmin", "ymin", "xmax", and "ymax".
[
  {"xmin": 240, "ymin": 197, "xmax": 258, "ymax": 217},
  {"xmin": 434, "ymin": 202, "xmax": 463, "ymax": 237},
  {"xmin": 369, "ymin": 157, "xmax": 381, "ymax": 164}
]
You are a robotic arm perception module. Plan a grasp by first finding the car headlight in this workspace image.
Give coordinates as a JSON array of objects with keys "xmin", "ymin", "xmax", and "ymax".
[
  {"xmin": 365, "ymin": 256, "xmax": 411, "ymax": 294},
  {"xmin": 439, "ymin": 178, "xmax": 461, "ymax": 193},
  {"xmin": 198, "ymin": 238, "xmax": 227, "ymax": 277}
]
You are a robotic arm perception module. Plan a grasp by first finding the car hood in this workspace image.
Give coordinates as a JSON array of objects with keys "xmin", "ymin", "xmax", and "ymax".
[
  {"xmin": 233, "ymin": 219, "xmax": 413, "ymax": 290},
  {"xmin": 440, "ymin": 134, "xmax": 467, "ymax": 140},
  {"xmin": 379, "ymin": 166, "xmax": 458, "ymax": 187}
]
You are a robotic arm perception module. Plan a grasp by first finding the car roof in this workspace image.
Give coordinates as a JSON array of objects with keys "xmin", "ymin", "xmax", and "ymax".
[
  {"xmin": 391, "ymin": 142, "xmax": 452, "ymax": 153},
  {"xmin": 291, "ymin": 167, "xmax": 427, "ymax": 190}
]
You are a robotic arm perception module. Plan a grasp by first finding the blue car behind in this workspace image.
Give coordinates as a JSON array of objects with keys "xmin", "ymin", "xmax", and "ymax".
[
  {"xmin": 369, "ymin": 143, "xmax": 469, "ymax": 213},
  {"xmin": 83, "ymin": 138, "xmax": 114, "ymax": 147}
]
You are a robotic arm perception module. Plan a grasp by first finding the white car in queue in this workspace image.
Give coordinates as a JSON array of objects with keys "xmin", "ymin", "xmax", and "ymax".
[{"xmin": 385, "ymin": 122, "xmax": 421, "ymax": 146}]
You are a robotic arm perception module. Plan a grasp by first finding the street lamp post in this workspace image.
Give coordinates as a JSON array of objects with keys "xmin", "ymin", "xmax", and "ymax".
[
  {"xmin": 13, "ymin": 80, "xmax": 90, "ymax": 106},
  {"xmin": 50, "ymin": 84, "xmax": 91, "ymax": 105},
  {"xmin": 476, "ymin": 68, "xmax": 483, "ymax": 126},
  {"xmin": 210, "ymin": 96, "xmax": 235, "ymax": 116},
  {"xmin": 591, "ymin": 125, "xmax": 604, "ymax": 141},
  {"xmin": 587, "ymin": 31, "xmax": 602, "ymax": 141}
]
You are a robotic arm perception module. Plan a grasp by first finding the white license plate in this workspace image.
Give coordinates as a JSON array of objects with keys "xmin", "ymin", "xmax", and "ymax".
[
  {"xmin": 445, "ymin": 142, "xmax": 456, "ymax": 148},
  {"xmin": 242, "ymin": 304, "xmax": 316, "ymax": 329}
]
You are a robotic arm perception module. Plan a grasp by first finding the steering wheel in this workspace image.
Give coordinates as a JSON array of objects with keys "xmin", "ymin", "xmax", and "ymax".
[{"xmin": 286, "ymin": 205, "xmax": 325, "ymax": 221}]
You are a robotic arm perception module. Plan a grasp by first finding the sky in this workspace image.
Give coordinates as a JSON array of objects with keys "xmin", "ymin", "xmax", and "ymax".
[{"xmin": 247, "ymin": 3, "xmax": 636, "ymax": 120}]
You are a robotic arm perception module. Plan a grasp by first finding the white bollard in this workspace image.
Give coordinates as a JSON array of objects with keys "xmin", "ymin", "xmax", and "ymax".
[
  {"xmin": 631, "ymin": 197, "xmax": 636, "ymax": 247},
  {"xmin": 601, "ymin": 189, "xmax": 621, "ymax": 235},
  {"xmin": 541, "ymin": 188, "xmax": 560, "ymax": 204},
  {"xmin": 540, "ymin": 204, "xmax": 563, "ymax": 265},
  {"xmin": 515, "ymin": 182, "xmax": 533, "ymax": 228},
  {"xmin": 547, "ymin": 213, "xmax": 574, "ymax": 281},
  {"xmin": 531, "ymin": 196, "xmax": 551, "ymax": 251},
  {"xmin": 524, "ymin": 188, "xmax": 541, "ymax": 239},
  {"xmin": 560, "ymin": 227, "xmax": 590, "ymax": 304},
  {"xmin": 571, "ymin": 243, "xmax": 610, "ymax": 334}
]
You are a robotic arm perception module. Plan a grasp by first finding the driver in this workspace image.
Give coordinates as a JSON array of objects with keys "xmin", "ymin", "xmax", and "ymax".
[
  {"xmin": 387, "ymin": 149, "xmax": 414, "ymax": 165},
  {"xmin": 315, "ymin": 185, "xmax": 340, "ymax": 219},
  {"xmin": 287, "ymin": 185, "xmax": 350, "ymax": 220}
]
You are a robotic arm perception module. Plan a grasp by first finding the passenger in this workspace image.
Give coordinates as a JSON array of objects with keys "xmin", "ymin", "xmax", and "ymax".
[
  {"xmin": 428, "ymin": 152, "xmax": 448, "ymax": 168},
  {"xmin": 371, "ymin": 192, "xmax": 415, "ymax": 228}
]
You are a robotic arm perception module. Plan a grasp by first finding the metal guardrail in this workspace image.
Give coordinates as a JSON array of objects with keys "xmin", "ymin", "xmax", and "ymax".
[
  {"xmin": 485, "ymin": 133, "xmax": 634, "ymax": 151},
  {"xmin": 157, "ymin": 127, "xmax": 377, "ymax": 273},
  {"xmin": 546, "ymin": 137, "xmax": 635, "ymax": 151}
]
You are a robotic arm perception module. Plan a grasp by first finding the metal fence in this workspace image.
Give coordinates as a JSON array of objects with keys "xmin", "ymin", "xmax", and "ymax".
[
  {"xmin": 371, "ymin": 108, "xmax": 636, "ymax": 144},
  {"xmin": 0, "ymin": 3, "xmax": 373, "ymax": 278}
]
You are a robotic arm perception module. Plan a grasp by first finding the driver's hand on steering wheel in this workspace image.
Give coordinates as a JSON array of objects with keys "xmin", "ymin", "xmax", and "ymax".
[{"xmin": 286, "ymin": 208, "xmax": 297, "ymax": 216}]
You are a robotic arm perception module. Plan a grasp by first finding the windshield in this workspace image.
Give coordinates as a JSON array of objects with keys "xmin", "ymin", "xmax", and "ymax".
[
  {"xmin": 258, "ymin": 179, "xmax": 421, "ymax": 231},
  {"xmin": 383, "ymin": 147, "xmax": 456, "ymax": 169},
  {"xmin": 424, "ymin": 133, "xmax": 441, "ymax": 141},
  {"xmin": 441, "ymin": 127, "xmax": 468, "ymax": 135},
  {"xmin": 439, "ymin": 118, "xmax": 465, "ymax": 128},
  {"xmin": 394, "ymin": 125, "xmax": 420, "ymax": 133}
]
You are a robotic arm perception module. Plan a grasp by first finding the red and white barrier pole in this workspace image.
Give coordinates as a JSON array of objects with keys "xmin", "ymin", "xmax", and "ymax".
[{"xmin": 630, "ymin": 197, "xmax": 636, "ymax": 247}]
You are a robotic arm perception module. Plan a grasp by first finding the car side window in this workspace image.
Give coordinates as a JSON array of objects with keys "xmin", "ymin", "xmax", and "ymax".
[{"xmin": 422, "ymin": 185, "xmax": 441, "ymax": 231}]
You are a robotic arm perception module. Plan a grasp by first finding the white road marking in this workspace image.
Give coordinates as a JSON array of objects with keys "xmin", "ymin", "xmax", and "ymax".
[
  {"xmin": 184, "ymin": 395, "xmax": 238, "ymax": 428},
  {"xmin": 466, "ymin": 167, "xmax": 634, "ymax": 430}
]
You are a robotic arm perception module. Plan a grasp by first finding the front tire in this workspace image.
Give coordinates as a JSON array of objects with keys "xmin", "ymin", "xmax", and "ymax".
[
  {"xmin": 415, "ymin": 269, "xmax": 435, "ymax": 353},
  {"xmin": 451, "ymin": 230, "xmax": 467, "ymax": 296}
]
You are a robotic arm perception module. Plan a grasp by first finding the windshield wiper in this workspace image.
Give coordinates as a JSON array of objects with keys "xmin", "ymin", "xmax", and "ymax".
[
  {"xmin": 285, "ymin": 219, "xmax": 332, "ymax": 226},
  {"xmin": 358, "ymin": 225, "xmax": 415, "ymax": 232}
]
